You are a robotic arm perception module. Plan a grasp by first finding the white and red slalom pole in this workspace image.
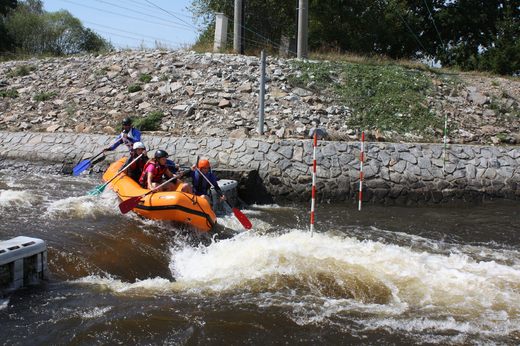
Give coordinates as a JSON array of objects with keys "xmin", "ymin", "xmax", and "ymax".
[
  {"xmin": 310, "ymin": 130, "xmax": 318, "ymax": 236},
  {"xmin": 358, "ymin": 131, "xmax": 365, "ymax": 211}
]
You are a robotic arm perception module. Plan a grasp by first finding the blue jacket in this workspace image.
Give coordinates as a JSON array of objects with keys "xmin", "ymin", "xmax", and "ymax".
[
  {"xmin": 108, "ymin": 127, "xmax": 141, "ymax": 151},
  {"xmin": 190, "ymin": 170, "xmax": 220, "ymax": 197}
]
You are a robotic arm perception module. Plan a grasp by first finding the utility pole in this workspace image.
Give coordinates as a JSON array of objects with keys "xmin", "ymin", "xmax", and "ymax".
[
  {"xmin": 297, "ymin": 0, "xmax": 308, "ymax": 59},
  {"xmin": 234, "ymin": 0, "xmax": 243, "ymax": 54}
]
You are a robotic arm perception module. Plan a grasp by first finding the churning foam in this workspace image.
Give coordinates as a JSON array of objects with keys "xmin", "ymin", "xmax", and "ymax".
[
  {"xmin": 170, "ymin": 230, "xmax": 520, "ymax": 329},
  {"xmin": 0, "ymin": 298, "xmax": 8, "ymax": 310},
  {"xmin": 0, "ymin": 189, "xmax": 39, "ymax": 208},
  {"xmin": 44, "ymin": 193, "xmax": 121, "ymax": 219},
  {"xmin": 75, "ymin": 229, "xmax": 520, "ymax": 337}
]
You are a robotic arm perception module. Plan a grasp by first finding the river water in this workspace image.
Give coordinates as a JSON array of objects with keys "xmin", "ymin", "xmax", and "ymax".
[{"xmin": 0, "ymin": 170, "xmax": 519, "ymax": 345}]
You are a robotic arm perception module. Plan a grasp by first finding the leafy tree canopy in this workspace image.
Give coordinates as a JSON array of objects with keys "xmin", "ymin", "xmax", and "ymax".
[
  {"xmin": 189, "ymin": 0, "xmax": 519, "ymax": 75},
  {"xmin": 2, "ymin": 0, "xmax": 112, "ymax": 57}
]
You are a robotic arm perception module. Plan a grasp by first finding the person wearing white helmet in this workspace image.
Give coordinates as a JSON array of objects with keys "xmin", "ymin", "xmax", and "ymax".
[{"xmin": 125, "ymin": 141, "xmax": 148, "ymax": 182}]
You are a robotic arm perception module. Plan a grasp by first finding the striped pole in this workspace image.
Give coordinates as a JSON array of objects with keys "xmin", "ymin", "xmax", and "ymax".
[
  {"xmin": 443, "ymin": 113, "xmax": 448, "ymax": 173},
  {"xmin": 310, "ymin": 130, "xmax": 318, "ymax": 237},
  {"xmin": 358, "ymin": 131, "xmax": 365, "ymax": 211}
]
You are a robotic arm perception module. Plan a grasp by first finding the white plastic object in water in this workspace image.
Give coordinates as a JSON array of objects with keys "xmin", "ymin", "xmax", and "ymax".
[{"xmin": 0, "ymin": 236, "xmax": 48, "ymax": 293}]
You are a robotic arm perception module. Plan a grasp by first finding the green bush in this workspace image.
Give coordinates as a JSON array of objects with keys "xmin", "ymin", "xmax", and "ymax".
[
  {"xmin": 0, "ymin": 88, "xmax": 19, "ymax": 98},
  {"xmin": 128, "ymin": 83, "xmax": 142, "ymax": 93},
  {"xmin": 7, "ymin": 65, "xmax": 34, "ymax": 77},
  {"xmin": 139, "ymin": 73, "xmax": 152, "ymax": 83},
  {"xmin": 133, "ymin": 111, "xmax": 164, "ymax": 131},
  {"xmin": 33, "ymin": 91, "xmax": 57, "ymax": 101}
]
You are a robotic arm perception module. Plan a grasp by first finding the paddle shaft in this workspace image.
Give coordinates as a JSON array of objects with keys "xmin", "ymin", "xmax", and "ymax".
[
  {"xmin": 195, "ymin": 167, "xmax": 252, "ymax": 229},
  {"xmin": 119, "ymin": 174, "xmax": 180, "ymax": 214},
  {"xmin": 195, "ymin": 167, "xmax": 224, "ymax": 199},
  {"xmin": 99, "ymin": 153, "xmax": 143, "ymax": 189},
  {"xmin": 73, "ymin": 138, "xmax": 121, "ymax": 176}
]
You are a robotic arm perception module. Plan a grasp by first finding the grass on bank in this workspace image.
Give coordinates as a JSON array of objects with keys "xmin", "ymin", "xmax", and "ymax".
[
  {"xmin": 288, "ymin": 59, "xmax": 445, "ymax": 141},
  {"xmin": 133, "ymin": 111, "xmax": 164, "ymax": 131},
  {"xmin": 33, "ymin": 91, "xmax": 57, "ymax": 101}
]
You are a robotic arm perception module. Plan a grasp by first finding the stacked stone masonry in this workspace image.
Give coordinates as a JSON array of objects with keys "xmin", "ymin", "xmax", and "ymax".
[{"xmin": 1, "ymin": 131, "xmax": 519, "ymax": 204}]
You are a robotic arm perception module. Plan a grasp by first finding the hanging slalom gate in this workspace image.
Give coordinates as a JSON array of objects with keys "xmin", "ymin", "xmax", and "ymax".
[
  {"xmin": 0, "ymin": 236, "xmax": 48, "ymax": 294},
  {"xmin": 310, "ymin": 130, "xmax": 318, "ymax": 236},
  {"xmin": 358, "ymin": 131, "xmax": 365, "ymax": 211}
]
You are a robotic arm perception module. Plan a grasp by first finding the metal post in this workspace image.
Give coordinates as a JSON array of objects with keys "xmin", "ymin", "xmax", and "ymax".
[
  {"xmin": 258, "ymin": 50, "xmax": 266, "ymax": 134},
  {"xmin": 297, "ymin": 0, "xmax": 308, "ymax": 58},
  {"xmin": 234, "ymin": 0, "xmax": 243, "ymax": 54}
]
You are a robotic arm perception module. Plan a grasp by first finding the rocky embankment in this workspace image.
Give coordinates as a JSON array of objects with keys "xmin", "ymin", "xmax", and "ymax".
[{"xmin": 0, "ymin": 49, "xmax": 519, "ymax": 144}]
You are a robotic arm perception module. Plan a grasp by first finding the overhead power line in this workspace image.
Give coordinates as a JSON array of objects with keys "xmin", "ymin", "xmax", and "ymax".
[
  {"xmin": 142, "ymin": 0, "xmax": 197, "ymax": 30},
  {"xmin": 393, "ymin": 5, "xmax": 432, "ymax": 57},
  {"xmin": 60, "ymin": 0, "xmax": 193, "ymax": 32},
  {"xmin": 92, "ymin": 0, "xmax": 194, "ymax": 30},
  {"xmin": 83, "ymin": 20, "xmax": 182, "ymax": 47},
  {"xmin": 421, "ymin": 0, "xmax": 446, "ymax": 50}
]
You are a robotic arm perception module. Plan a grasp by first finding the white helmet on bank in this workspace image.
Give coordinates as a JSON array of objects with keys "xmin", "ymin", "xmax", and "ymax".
[{"xmin": 133, "ymin": 142, "xmax": 146, "ymax": 150}]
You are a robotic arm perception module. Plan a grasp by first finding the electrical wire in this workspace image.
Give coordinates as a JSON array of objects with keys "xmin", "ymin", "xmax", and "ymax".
[
  {"xmin": 92, "ymin": 0, "xmax": 194, "ymax": 31},
  {"xmin": 393, "ymin": 4, "xmax": 433, "ymax": 57},
  {"xmin": 142, "ymin": 0, "xmax": 197, "ymax": 30},
  {"xmin": 421, "ymin": 0, "xmax": 446, "ymax": 50},
  {"xmin": 83, "ymin": 20, "xmax": 183, "ymax": 47},
  {"xmin": 60, "ymin": 0, "xmax": 193, "ymax": 32}
]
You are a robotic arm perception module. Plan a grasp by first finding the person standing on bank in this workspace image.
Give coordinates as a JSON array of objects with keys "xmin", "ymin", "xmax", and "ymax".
[
  {"xmin": 125, "ymin": 142, "xmax": 148, "ymax": 182},
  {"xmin": 139, "ymin": 150, "xmax": 191, "ymax": 192},
  {"xmin": 105, "ymin": 117, "xmax": 141, "ymax": 152}
]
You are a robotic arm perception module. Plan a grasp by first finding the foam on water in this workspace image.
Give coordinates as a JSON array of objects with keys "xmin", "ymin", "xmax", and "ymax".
[
  {"xmin": 76, "ymin": 306, "xmax": 113, "ymax": 319},
  {"xmin": 0, "ymin": 189, "xmax": 39, "ymax": 208},
  {"xmin": 44, "ymin": 192, "xmax": 121, "ymax": 219},
  {"xmin": 72, "ymin": 228, "xmax": 520, "ymax": 339},
  {"xmin": 169, "ymin": 230, "xmax": 520, "ymax": 331},
  {"xmin": 0, "ymin": 298, "xmax": 8, "ymax": 310},
  {"xmin": 216, "ymin": 214, "xmax": 271, "ymax": 233},
  {"xmin": 75, "ymin": 275, "xmax": 176, "ymax": 295}
]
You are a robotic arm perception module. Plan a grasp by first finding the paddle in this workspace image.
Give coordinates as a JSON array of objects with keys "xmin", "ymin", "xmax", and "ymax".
[
  {"xmin": 73, "ymin": 151, "xmax": 105, "ymax": 176},
  {"xmin": 87, "ymin": 153, "xmax": 143, "ymax": 196},
  {"xmin": 195, "ymin": 167, "xmax": 252, "ymax": 230},
  {"xmin": 118, "ymin": 175, "xmax": 178, "ymax": 214}
]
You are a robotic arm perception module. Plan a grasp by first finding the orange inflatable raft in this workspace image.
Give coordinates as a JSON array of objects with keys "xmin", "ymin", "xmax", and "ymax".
[{"xmin": 102, "ymin": 158, "xmax": 217, "ymax": 232}]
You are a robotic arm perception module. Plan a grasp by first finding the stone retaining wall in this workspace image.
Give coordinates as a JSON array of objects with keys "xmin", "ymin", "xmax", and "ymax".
[{"xmin": 1, "ymin": 131, "xmax": 519, "ymax": 204}]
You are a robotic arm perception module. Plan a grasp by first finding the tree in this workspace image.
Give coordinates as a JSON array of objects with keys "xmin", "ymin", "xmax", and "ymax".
[
  {"xmin": 478, "ymin": 2, "xmax": 520, "ymax": 75},
  {"xmin": 0, "ymin": 0, "xmax": 17, "ymax": 52},
  {"xmin": 4, "ymin": 1, "xmax": 112, "ymax": 55},
  {"xmin": 433, "ymin": 0, "xmax": 519, "ymax": 73},
  {"xmin": 188, "ymin": 0, "xmax": 519, "ymax": 74},
  {"xmin": 81, "ymin": 28, "xmax": 113, "ymax": 53},
  {"xmin": 190, "ymin": 0, "xmax": 296, "ymax": 52}
]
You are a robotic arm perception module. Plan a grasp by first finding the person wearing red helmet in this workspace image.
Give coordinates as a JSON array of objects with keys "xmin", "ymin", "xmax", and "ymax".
[{"xmin": 188, "ymin": 158, "xmax": 224, "ymax": 203}]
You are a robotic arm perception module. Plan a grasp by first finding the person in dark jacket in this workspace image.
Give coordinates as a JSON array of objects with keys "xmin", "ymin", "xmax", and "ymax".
[
  {"xmin": 104, "ymin": 117, "xmax": 141, "ymax": 152},
  {"xmin": 188, "ymin": 159, "xmax": 225, "ymax": 203},
  {"xmin": 125, "ymin": 142, "xmax": 148, "ymax": 182}
]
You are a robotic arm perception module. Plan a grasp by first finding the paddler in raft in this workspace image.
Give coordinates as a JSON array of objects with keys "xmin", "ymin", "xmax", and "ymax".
[
  {"xmin": 125, "ymin": 141, "xmax": 148, "ymax": 182},
  {"xmin": 104, "ymin": 117, "xmax": 142, "ymax": 152},
  {"xmin": 186, "ymin": 159, "xmax": 225, "ymax": 204},
  {"xmin": 139, "ymin": 149, "xmax": 191, "ymax": 192}
]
